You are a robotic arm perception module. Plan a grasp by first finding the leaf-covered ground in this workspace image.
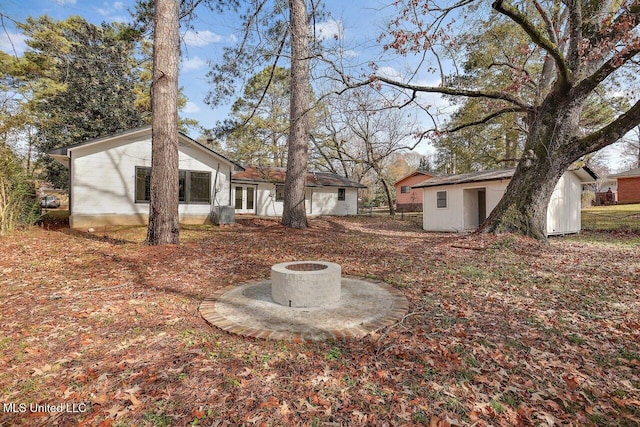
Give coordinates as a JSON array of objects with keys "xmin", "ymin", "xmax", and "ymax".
[{"xmin": 1, "ymin": 217, "xmax": 639, "ymax": 426}]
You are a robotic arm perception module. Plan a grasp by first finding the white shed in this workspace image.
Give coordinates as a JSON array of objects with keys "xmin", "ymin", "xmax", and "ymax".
[
  {"xmin": 49, "ymin": 126, "xmax": 238, "ymax": 229},
  {"xmin": 232, "ymin": 166, "xmax": 365, "ymax": 217},
  {"xmin": 414, "ymin": 167, "xmax": 598, "ymax": 236}
]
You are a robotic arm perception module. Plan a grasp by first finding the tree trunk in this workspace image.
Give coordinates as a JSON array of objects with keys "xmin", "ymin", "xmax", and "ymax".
[
  {"xmin": 380, "ymin": 177, "xmax": 396, "ymax": 216},
  {"xmin": 504, "ymin": 129, "xmax": 518, "ymax": 168},
  {"xmin": 636, "ymin": 126, "xmax": 640, "ymax": 169},
  {"xmin": 146, "ymin": 0, "xmax": 180, "ymax": 245},
  {"xmin": 282, "ymin": 0, "xmax": 310, "ymax": 229},
  {"xmin": 480, "ymin": 88, "xmax": 586, "ymax": 241}
]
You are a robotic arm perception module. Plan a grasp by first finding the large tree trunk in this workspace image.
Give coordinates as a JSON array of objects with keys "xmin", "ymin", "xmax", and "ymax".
[
  {"xmin": 480, "ymin": 87, "xmax": 586, "ymax": 241},
  {"xmin": 146, "ymin": 0, "xmax": 180, "ymax": 245},
  {"xmin": 381, "ymin": 178, "xmax": 396, "ymax": 216},
  {"xmin": 282, "ymin": 0, "xmax": 310, "ymax": 229}
]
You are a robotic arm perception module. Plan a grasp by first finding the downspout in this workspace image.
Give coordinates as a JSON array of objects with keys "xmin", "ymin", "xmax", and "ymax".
[
  {"xmin": 68, "ymin": 150, "xmax": 73, "ymax": 226},
  {"xmin": 271, "ymin": 186, "xmax": 277, "ymax": 217},
  {"xmin": 228, "ymin": 168, "xmax": 233, "ymax": 208},
  {"xmin": 212, "ymin": 162, "xmax": 220, "ymax": 209}
]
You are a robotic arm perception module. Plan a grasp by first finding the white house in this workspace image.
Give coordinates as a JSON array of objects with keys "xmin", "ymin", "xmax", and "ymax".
[
  {"xmin": 414, "ymin": 167, "xmax": 598, "ymax": 236},
  {"xmin": 231, "ymin": 166, "xmax": 366, "ymax": 216},
  {"xmin": 49, "ymin": 126, "xmax": 238, "ymax": 229}
]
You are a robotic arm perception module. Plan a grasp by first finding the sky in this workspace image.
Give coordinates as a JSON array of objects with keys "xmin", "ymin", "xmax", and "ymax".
[
  {"xmin": 0, "ymin": 0, "xmax": 632, "ymax": 171},
  {"xmin": 0, "ymin": 0, "xmax": 402, "ymax": 132}
]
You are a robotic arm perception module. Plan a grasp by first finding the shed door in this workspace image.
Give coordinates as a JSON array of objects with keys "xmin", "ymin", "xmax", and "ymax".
[{"xmin": 478, "ymin": 190, "xmax": 486, "ymax": 224}]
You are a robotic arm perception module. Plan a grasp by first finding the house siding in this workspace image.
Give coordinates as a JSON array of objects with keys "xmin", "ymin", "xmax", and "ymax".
[
  {"xmin": 69, "ymin": 135, "xmax": 232, "ymax": 228},
  {"xmin": 312, "ymin": 187, "xmax": 358, "ymax": 215},
  {"xmin": 547, "ymin": 172, "xmax": 581, "ymax": 235},
  {"xmin": 245, "ymin": 183, "xmax": 358, "ymax": 217},
  {"xmin": 617, "ymin": 177, "xmax": 640, "ymax": 203},
  {"xmin": 421, "ymin": 171, "xmax": 584, "ymax": 236},
  {"xmin": 422, "ymin": 180, "xmax": 509, "ymax": 232}
]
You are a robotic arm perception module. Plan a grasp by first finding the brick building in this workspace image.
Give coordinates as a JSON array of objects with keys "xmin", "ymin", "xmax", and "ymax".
[
  {"xmin": 394, "ymin": 171, "xmax": 433, "ymax": 212},
  {"xmin": 609, "ymin": 168, "xmax": 640, "ymax": 203}
]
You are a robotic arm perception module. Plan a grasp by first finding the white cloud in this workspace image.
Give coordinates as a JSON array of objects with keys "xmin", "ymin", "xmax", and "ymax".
[
  {"xmin": 54, "ymin": 0, "xmax": 77, "ymax": 5},
  {"xmin": 96, "ymin": 1, "xmax": 128, "ymax": 20},
  {"xmin": 181, "ymin": 101, "xmax": 201, "ymax": 114},
  {"xmin": 374, "ymin": 66, "xmax": 403, "ymax": 81},
  {"xmin": 315, "ymin": 19, "xmax": 343, "ymax": 41},
  {"xmin": 182, "ymin": 30, "xmax": 223, "ymax": 47},
  {"xmin": 339, "ymin": 48, "xmax": 359, "ymax": 58},
  {"xmin": 0, "ymin": 32, "xmax": 27, "ymax": 56},
  {"xmin": 181, "ymin": 56, "xmax": 207, "ymax": 72}
]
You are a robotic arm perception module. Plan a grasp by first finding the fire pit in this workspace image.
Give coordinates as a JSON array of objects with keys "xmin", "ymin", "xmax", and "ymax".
[{"xmin": 271, "ymin": 261, "xmax": 341, "ymax": 307}]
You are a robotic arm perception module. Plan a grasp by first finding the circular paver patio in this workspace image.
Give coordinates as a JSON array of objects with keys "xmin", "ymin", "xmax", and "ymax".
[{"xmin": 199, "ymin": 277, "xmax": 409, "ymax": 342}]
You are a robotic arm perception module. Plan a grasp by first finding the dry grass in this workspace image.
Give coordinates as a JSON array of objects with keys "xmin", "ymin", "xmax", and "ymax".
[
  {"xmin": 0, "ymin": 216, "xmax": 638, "ymax": 426},
  {"xmin": 582, "ymin": 203, "xmax": 640, "ymax": 231}
]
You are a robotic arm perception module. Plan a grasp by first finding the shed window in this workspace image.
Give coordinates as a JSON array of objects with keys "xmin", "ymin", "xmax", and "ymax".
[
  {"xmin": 135, "ymin": 167, "xmax": 211, "ymax": 204},
  {"xmin": 401, "ymin": 186, "xmax": 411, "ymax": 194},
  {"xmin": 338, "ymin": 188, "xmax": 346, "ymax": 201},
  {"xmin": 275, "ymin": 185, "xmax": 285, "ymax": 202},
  {"xmin": 436, "ymin": 191, "xmax": 447, "ymax": 208}
]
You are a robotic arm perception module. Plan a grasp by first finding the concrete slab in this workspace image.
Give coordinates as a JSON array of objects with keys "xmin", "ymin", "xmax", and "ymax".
[{"xmin": 199, "ymin": 277, "xmax": 409, "ymax": 342}]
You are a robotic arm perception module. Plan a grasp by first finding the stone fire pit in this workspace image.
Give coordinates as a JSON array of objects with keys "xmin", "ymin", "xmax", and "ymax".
[
  {"xmin": 199, "ymin": 260, "xmax": 409, "ymax": 341},
  {"xmin": 271, "ymin": 261, "xmax": 341, "ymax": 307}
]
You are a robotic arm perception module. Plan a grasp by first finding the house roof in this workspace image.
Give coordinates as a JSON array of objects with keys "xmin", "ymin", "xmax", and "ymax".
[
  {"xmin": 413, "ymin": 166, "xmax": 598, "ymax": 189},
  {"xmin": 232, "ymin": 166, "xmax": 367, "ymax": 188},
  {"xmin": 47, "ymin": 126, "xmax": 243, "ymax": 170},
  {"xmin": 394, "ymin": 170, "xmax": 433, "ymax": 186},
  {"xmin": 609, "ymin": 167, "xmax": 640, "ymax": 179}
]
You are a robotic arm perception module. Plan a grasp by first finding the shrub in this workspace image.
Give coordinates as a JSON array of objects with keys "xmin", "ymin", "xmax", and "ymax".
[{"xmin": 0, "ymin": 146, "xmax": 39, "ymax": 235}]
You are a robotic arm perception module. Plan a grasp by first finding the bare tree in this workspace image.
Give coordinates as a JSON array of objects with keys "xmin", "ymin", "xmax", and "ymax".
[
  {"xmin": 147, "ymin": 0, "xmax": 180, "ymax": 245},
  {"xmin": 346, "ymin": 0, "xmax": 640, "ymax": 240},
  {"xmin": 621, "ymin": 125, "xmax": 640, "ymax": 169}
]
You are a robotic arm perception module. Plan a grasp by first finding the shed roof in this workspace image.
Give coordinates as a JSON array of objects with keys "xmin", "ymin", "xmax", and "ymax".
[
  {"xmin": 232, "ymin": 166, "xmax": 366, "ymax": 188},
  {"xmin": 412, "ymin": 169, "xmax": 516, "ymax": 189},
  {"xmin": 413, "ymin": 166, "xmax": 598, "ymax": 189}
]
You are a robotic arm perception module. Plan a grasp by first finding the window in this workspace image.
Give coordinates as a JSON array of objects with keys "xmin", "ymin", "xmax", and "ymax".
[
  {"xmin": 135, "ymin": 167, "xmax": 152, "ymax": 203},
  {"xmin": 401, "ymin": 186, "xmax": 411, "ymax": 194},
  {"xmin": 275, "ymin": 185, "xmax": 285, "ymax": 201},
  {"xmin": 338, "ymin": 188, "xmax": 346, "ymax": 201},
  {"xmin": 178, "ymin": 170, "xmax": 187, "ymax": 202},
  {"xmin": 436, "ymin": 191, "xmax": 447, "ymax": 208},
  {"xmin": 135, "ymin": 167, "xmax": 211, "ymax": 204},
  {"xmin": 189, "ymin": 172, "xmax": 211, "ymax": 203}
]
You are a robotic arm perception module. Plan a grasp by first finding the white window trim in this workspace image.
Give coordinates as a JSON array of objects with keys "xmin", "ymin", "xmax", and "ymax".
[{"xmin": 436, "ymin": 190, "xmax": 447, "ymax": 209}]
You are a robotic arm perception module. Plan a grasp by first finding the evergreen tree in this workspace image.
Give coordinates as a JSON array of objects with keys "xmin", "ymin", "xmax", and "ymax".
[{"xmin": 13, "ymin": 16, "xmax": 148, "ymax": 187}]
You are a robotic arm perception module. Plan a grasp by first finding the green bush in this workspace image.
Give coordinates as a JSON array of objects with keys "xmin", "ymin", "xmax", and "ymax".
[{"xmin": 0, "ymin": 146, "xmax": 39, "ymax": 234}]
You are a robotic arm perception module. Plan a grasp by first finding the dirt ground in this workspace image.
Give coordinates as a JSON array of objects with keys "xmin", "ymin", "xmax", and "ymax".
[{"xmin": 1, "ymin": 217, "xmax": 638, "ymax": 426}]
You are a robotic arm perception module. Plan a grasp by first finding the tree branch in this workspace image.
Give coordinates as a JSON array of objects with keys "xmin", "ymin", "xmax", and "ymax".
[
  {"xmin": 574, "ymin": 42, "xmax": 640, "ymax": 95},
  {"xmin": 594, "ymin": 1, "xmax": 640, "ymax": 47},
  {"xmin": 492, "ymin": 0, "xmax": 572, "ymax": 87},
  {"xmin": 531, "ymin": 0, "xmax": 558, "ymax": 44},
  {"xmin": 447, "ymin": 107, "xmax": 527, "ymax": 133},
  {"xmin": 238, "ymin": 36, "xmax": 287, "ymax": 127},
  {"xmin": 566, "ymin": 0, "xmax": 582, "ymax": 72},
  {"xmin": 575, "ymin": 98, "xmax": 640, "ymax": 154},
  {"xmin": 365, "ymin": 75, "xmax": 533, "ymax": 111}
]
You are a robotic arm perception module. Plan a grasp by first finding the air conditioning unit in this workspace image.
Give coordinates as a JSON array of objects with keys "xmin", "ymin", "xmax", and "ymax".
[{"xmin": 213, "ymin": 205, "xmax": 235, "ymax": 225}]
